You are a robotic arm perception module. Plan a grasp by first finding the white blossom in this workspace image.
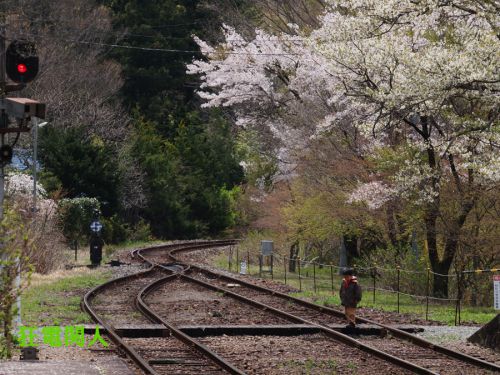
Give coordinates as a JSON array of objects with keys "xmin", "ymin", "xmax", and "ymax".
[
  {"xmin": 348, "ymin": 181, "xmax": 395, "ymax": 209},
  {"xmin": 188, "ymin": 1, "xmax": 500, "ymax": 206},
  {"xmin": 6, "ymin": 173, "xmax": 46, "ymax": 197}
]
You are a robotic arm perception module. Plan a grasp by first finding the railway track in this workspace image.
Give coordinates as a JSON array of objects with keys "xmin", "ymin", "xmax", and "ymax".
[
  {"xmin": 83, "ymin": 240, "xmax": 243, "ymax": 375},
  {"xmin": 82, "ymin": 241, "xmax": 500, "ymax": 374},
  {"xmin": 137, "ymin": 241, "xmax": 500, "ymax": 374}
]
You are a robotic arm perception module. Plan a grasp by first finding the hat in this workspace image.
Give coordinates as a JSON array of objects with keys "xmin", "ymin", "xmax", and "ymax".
[{"xmin": 342, "ymin": 268, "xmax": 354, "ymax": 276}]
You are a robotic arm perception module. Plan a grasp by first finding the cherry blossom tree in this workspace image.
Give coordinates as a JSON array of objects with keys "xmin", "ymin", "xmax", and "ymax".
[{"xmin": 189, "ymin": 0, "xmax": 499, "ymax": 296}]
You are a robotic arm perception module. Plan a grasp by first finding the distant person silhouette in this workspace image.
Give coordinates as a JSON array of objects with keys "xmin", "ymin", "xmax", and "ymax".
[{"xmin": 340, "ymin": 268, "xmax": 362, "ymax": 327}]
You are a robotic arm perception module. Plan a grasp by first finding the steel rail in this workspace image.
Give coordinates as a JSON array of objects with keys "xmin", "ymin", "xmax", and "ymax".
[
  {"xmin": 125, "ymin": 241, "xmax": 500, "ymax": 373},
  {"xmin": 83, "ymin": 267, "xmax": 161, "ymax": 374},
  {"xmin": 82, "ymin": 240, "xmax": 236, "ymax": 375},
  {"xmin": 161, "ymin": 246, "xmax": 500, "ymax": 374},
  {"xmin": 133, "ymin": 239, "xmax": 237, "ymax": 268},
  {"xmin": 188, "ymin": 264, "xmax": 500, "ymax": 373},
  {"xmin": 177, "ymin": 273, "xmax": 436, "ymax": 375},
  {"xmin": 136, "ymin": 274, "xmax": 245, "ymax": 375}
]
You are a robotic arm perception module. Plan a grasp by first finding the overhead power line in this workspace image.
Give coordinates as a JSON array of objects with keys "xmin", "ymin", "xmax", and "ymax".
[{"xmin": 14, "ymin": 32, "xmax": 302, "ymax": 57}]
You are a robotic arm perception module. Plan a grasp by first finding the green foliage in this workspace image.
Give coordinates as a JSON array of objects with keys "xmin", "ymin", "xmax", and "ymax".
[
  {"xmin": 356, "ymin": 245, "xmax": 428, "ymax": 296},
  {"xmin": 0, "ymin": 208, "xmax": 33, "ymax": 359},
  {"xmin": 101, "ymin": 215, "xmax": 153, "ymax": 244},
  {"xmin": 57, "ymin": 197, "xmax": 100, "ymax": 246},
  {"xmin": 102, "ymin": 0, "xmax": 219, "ymax": 122},
  {"xmin": 283, "ymin": 192, "xmax": 343, "ymax": 243},
  {"xmin": 39, "ymin": 126, "xmax": 121, "ymax": 215},
  {"xmin": 129, "ymin": 220, "xmax": 154, "ymax": 242},
  {"xmin": 101, "ymin": 215, "xmax": 129, "ymax": 244},
  {"xmin": 236, "ymin": 129, "xmax": 278, "ymax": 189},
  {"xmin": 95, "ymin": 2, "xmax": 246, "ymax": 239},
  {"xmin": 38, "ymin": 170, "xmax": 62, "ymax": 196},
  {"xmin": 131, "ymin": 110, "xmax": 243, "ymax": 238}
]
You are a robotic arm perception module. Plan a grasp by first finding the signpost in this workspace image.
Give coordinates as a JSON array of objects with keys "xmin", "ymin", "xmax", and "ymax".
[
  {"xmin": 240, "ymin": 260, "xmax": 247, "ymax": 275},
  {"xmin": 494, "ymin": 275, "xmax": 500, "ymax": 310},
  {"xmin": 90, "ymin": 220, "xmax": 103, "ymax": 266},
  {"xmin": 259, "ymin": 240, "xmax": 273, "ymax": 278},
  {"xmin": 90, "ymin": 221, "xmax": 103, "ymax": 233}
]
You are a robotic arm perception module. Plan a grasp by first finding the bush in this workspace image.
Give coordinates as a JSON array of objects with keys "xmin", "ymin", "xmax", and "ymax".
[
  {"xmin": 57, "ymin": 197, "xmax": 100, "ymax": 246},
  {"xmin": 129, "ymin": 219, "xmax": 153, "ymax": 242},
  {"xmin": 356, "ymin": 246, "xmax": 428, "ymax": 296},
  {"xmin": 101, "ymin": 215, "xmax": 129, "ymax": 244},
  {"xmin": 101, "ymin": 216, "xmax": 153, "ymax": 244}
]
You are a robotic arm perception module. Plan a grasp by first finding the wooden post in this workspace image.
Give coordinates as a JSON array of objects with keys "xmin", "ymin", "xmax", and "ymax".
[
  {"xmin": 271, "ymin": 254, "xmax": 274, "ymax": 280},
  {"xmin": 284, "ymin": 256, "xmax": 287, "ymax": 285},
  {"xmin": 236, "ymin": 247, "xmax": 239, "ymax": 273},
  {"xmin": 313, "ymin": 261, "xmax": 317, "ymax": 293},
  {"xmin": 397, "ymin": 266, "xmax": 400, "ymax": 314},
  {"xmin": 372, "ymin": 266, "xmax": 376, "ymax": 304},
  {"xmin": 330, "ymin": 264, "xmax": 334, "ymax": 294},
  {"xmin": 247, "ymin": 251, "xmax": 250, "ymax": 276},
  {"xmin": 259, "ymin": 255, "xmax": 262, "ymax": 278},
  {"xmin": 426, "ymin": 267, "xmax": 430, "ymax": 321},
  {"xmin": 298, "ymin": 257, "xmax": 302, "ymax": 291}
]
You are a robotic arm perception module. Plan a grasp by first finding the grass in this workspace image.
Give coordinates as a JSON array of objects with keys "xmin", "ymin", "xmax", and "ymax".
[
  {"xmin": 22, "ymin": 266, "xmax": 112, "ymax": 326},
  {"xmin": 64, "ymin": 239, "xmax": 167, "ymax": 266},
  {"xmin": 213, "ymin": 251, "xmax": 497, "ymax": 326},
  {"xmin": 291, "ymin": 289, "xmax": 495, "ymax": 325},
  {"xmin": 22, "ymin": 239, "xmax": 165, "ymax": 327},
  {"xmin": 281, "ymin": 358, "xmax": 339, "ymax": 374}
]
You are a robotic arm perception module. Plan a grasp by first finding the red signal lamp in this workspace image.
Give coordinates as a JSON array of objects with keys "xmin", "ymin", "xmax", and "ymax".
[
  {"xmin": 17, "ymin": 63, "xmax": 27, "ymax": 74},
  {"xmin": 6, "ymin": 40, "xmax": 39, "ymax": 83}
]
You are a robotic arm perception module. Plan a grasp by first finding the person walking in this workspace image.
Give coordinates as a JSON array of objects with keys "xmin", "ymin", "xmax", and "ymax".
[{"xmin": 340, "ymin": 268, "xmax": 362, "ymax": 327}]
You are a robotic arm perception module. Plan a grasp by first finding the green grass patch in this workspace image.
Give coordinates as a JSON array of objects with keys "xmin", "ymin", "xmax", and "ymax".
[
  {"xmin": 214, "ymin": 252, "xmax": 497, "ymax": 326},
  {"xmin": 63, "ymin": 239, "xmax": 167, "ymax": 266},
  {"xmin": 22, "ymin": 268, "xmax": 112, "ymax": 326},
  {"xmin": 280, "ymin": 358, "xmax": 340, "ymax": 374},
  {"xmin": 103, "ymin": 239, "xmax": 166, "ymax": 260}
]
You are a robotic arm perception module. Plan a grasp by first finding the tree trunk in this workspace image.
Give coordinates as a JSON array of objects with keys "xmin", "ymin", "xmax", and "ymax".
[
  {"xmin": 344, "ymin": 235, "xmax": 358, "ymax": 266},
  {"xmin": 426, "ymin": 204, "xmax": 474, "ymax": 298},
  {"xmin": 425, "ymin": 202, "xmax": 446, "ymax": 297},
  {"xmin": 289, "ymin": 241, "xmax": 299, "ymax": 272},
  {"xmin": 386, "ymin": 203, "xmax": 398, "ymax": 248}
]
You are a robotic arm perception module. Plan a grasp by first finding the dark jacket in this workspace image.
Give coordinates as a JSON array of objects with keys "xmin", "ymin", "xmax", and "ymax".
[{"xmin": 340, "ymin": 277, "xmax": 362, "ymax": 308}]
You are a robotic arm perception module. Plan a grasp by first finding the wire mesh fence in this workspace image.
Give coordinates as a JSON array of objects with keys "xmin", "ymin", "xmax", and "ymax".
[{"xmin": 222, "ymin": 247, "xmax": 499, "ymax": 326}]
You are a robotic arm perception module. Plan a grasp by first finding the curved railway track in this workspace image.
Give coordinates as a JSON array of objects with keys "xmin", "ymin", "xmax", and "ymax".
[
  {"xmin": 83, "ymin": 241, "xmax": 500, "ymax": 375},
  {"xmin": 83, "ymin": 240, "xmax": 243, "ymax": 374}
]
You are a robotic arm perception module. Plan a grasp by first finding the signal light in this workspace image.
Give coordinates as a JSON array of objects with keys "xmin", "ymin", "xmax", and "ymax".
[
  {"xmin": 17, "ymin": 64, "xmax": 27, "ymax": 74},
  {"xmin": 6, "ymin": 40, "xmax": 39, "ymax": 83}
]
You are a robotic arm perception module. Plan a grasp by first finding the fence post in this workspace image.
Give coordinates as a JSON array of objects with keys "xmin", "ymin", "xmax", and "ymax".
[
  {"xmin": 397, "ymin": 266, "xmax": 400, "ymax": 314},
  {"xmin": 247, "ymin": 251, "xmax": 250, "ymax": 276},
  {"xmin": 259, "ymin": 255, "xmax": 262, "ymax": 278},
  {"xmin": 456, "ymin": 277, "xmax": 462, "ymax": 326},
  {"xmin": 313, "ymin": 261, "xmax": 317, "ymax": 293},
  {"xmin": 426, "ymin": 267, "xmax": 430, "ymax": 321},
  {"xmin": 298, "ymin": 257, "xmax": 302, "ymax": 291},
  {"xmin": 330, "ymin": 264, "xmax": 334, "ymax": 294},
  {"xmin": 458, "ymin": 296, "xmax": 461, "ymax": 325},
  {"xmin": 372, "ymin": 265, "xmax": 376, "ymax": 304},
  {"xmin": 284, "ymin": 256, "xmax": 287, "ymax": 285},
  {"xmin": 271, "ymin": 254, "xmax": 274, "ymax": 280},
  {"xmin": 236, "ymin": 247, "xmax": 240, "ymax": 273},
  {"xmin": 228, "ymin": 246, "xmax": 232, "ymax": 271}
]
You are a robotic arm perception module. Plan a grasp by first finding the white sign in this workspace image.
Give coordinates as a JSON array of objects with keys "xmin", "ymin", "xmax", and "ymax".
[
  {"xmin": 240, "ymin": 261, "xmax": 247, "ymax": 275},
  {"xmin": 90, "ymin": 221, "xmax": 102, "ymax": 233},
  {"xmin": 494, "ymin": 275, "xmax": 500, "ymax": 310}
]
